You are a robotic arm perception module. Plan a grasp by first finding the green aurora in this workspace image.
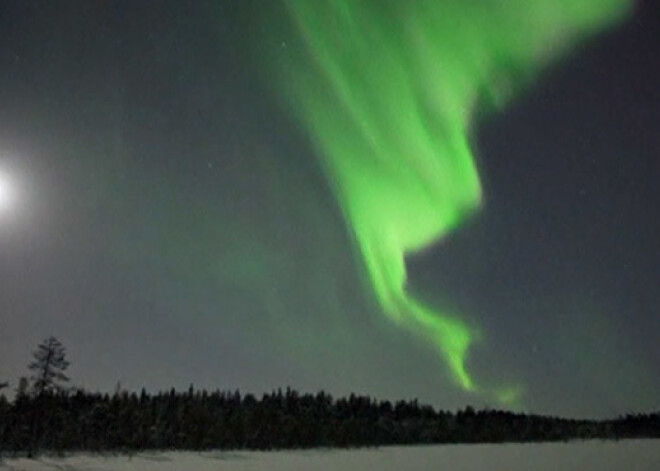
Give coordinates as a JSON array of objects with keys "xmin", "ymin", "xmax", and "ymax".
[{"xmin": 266, "ymin": 0, "xmax": 632, "ymax": 404}]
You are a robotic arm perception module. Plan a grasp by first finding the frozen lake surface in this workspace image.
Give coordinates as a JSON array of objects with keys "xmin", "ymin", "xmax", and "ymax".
[{"xmin": 2, "ymin": 440, "xmax": 658, "ymax": 471}]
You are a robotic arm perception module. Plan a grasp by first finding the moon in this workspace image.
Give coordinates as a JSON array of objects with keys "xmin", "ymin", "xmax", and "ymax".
[{"xmin": 0, "ymin": 170, "xmax": 15, "ymax": 212}]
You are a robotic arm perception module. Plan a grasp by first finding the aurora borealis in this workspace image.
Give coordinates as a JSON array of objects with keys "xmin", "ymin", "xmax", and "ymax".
[
  {"xmin": 0, "ymin": 0, "xmax": 658, "ymax": 418},
  {"xmin": 270, "ymin": 0, "xmax": 632, "ymax": 402}
]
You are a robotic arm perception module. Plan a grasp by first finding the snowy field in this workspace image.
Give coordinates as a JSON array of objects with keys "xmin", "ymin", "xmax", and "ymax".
[{"xmin": 2, "ymin": 440, "xmax": 658, "ymax": 471}]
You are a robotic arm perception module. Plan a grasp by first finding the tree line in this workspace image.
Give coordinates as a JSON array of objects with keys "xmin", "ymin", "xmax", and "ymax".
[{"xmin": 1, "ymin": 337, "xmax": 658, "ymax": 455}]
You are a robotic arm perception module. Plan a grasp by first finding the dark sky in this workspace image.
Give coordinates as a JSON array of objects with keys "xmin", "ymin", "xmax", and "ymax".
[{"xmin": 0, "ymin": 1, "xmax": 658, "ymax": 418}]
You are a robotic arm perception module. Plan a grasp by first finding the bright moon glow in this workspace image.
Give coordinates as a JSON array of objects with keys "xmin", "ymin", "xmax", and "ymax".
[{"xmin": 0, "ymin": 171, "xmax": 15, "ymax": 212}]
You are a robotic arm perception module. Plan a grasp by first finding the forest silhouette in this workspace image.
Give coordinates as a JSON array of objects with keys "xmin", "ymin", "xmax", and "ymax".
[{"xmin": 1, "ymin": 338, "xmax": 658, "ymax": 455}]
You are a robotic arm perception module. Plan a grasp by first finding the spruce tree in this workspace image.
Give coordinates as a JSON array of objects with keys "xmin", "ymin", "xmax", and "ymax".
[{"xmin": 29, "ymin": 336, "xmax": 70, "ymax": 396}]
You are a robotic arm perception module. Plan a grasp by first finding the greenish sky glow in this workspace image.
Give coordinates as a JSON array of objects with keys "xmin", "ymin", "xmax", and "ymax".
[
  {"xmin": 0, "ymin": 0, "xmax": 657, "ymax": 419},
  {"xmin": 273, "ymin": 0, "xmax": 631, "ymax": 403}
]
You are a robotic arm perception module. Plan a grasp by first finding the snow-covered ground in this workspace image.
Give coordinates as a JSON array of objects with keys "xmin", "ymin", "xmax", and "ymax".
[{"xmin": 2, "ymin": 440, "xmax": 658, "ymax": 471}]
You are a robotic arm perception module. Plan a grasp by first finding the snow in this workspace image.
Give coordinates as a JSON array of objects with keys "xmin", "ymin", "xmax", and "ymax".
[{"xmin": 2, "ymin": 440, "xmax": 658, "ymax": 471}]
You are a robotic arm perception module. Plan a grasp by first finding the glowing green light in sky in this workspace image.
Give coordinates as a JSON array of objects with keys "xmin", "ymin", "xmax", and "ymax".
[{"xmin": 270, "ymin": 0, "xmax": 630, "ymax": 401}]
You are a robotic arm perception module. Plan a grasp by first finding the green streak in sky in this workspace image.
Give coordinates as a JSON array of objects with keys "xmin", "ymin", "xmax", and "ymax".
[{"xmin": 270, "ymin": 0, "xmax": 630, "ymax": 401}]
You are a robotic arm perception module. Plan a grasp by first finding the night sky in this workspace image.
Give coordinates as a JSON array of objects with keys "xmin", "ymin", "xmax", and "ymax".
[{"xmin": 0, "ymin": 1, "xmax": 658, "ymax": 418}]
